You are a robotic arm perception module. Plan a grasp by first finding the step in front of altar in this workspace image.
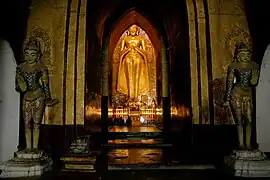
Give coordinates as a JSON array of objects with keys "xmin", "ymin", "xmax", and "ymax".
[
  {"xmin": 60, "ymin": 152, "xmax": 98, "ymax": 172},
  {"xmin": 104, "ymin": 138, "xmax": 172, "ymax": 148},
  {"xmin": 108, "ymin": 132, "xmax": 163, "ymax": 140}
]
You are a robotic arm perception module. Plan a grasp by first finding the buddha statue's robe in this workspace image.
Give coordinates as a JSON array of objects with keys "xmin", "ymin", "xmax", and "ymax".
[{"xmin": 117, "ymin": 36, "xmax": 150, "ymax": 100}]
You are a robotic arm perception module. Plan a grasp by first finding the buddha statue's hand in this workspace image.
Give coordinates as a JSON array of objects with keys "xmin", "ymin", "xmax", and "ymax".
[
  {"xmin": 125, "ymin": 47, "xmax": 132, "ymax": 52},
  {"xmin": 120, "ymin": 47, "xmax": 131, "ymax": 57},
  {"xmin": 45, "ymin": 98, "xmax": 59, "ymax": 106},
  {"xmin": 135, "ymin": 47, "xmax": 145, "ymax": 56}
]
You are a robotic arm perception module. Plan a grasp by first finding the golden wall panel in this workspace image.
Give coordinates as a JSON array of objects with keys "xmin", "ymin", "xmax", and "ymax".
[
  {"xmin": 198, "ymin": 18, "xmax": 210, "ymax": 124},
  {"xmin": 208, "ymin": 0, "xmax": 250, "ymax": 124},
  {"xmin": 51, "ymin": 6, "xmax": 67, "ymax": 125},
  {"xmin": 208, "ymin": 0, "xmax": 245, "ymax": 15},
  {"xmin": 188, "ymin": 21, "xmax": 199, "ymax": 124},
  {"xmin": 65, "ymin": 12, "xmax": 77, "ymax": 125},
  {"xmin": 186, "ymin": 0, "xmax": 199, "ymax": 124},
  {"xmin": 26, "ymin": 0, "xmax": 68, "ymax": 125},
  {"xmin": 194, "ymin": 0, "xmax": 210, "ymax": 124},
  {"xmin": 209, "ymin": 15, "xmax": 249, "ymax": 79},
  {"xmin": 76, "ymin": 0, "xmax": 87, "ymax": 125}
]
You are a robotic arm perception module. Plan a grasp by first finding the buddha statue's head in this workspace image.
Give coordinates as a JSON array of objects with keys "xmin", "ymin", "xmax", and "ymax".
[
  {"xmin": 127, "ymin": 25, "xmax": 139, "ymax": 36},
  {"xmin": 234, "ymin": 41, "xmax": 251, "ymax": 63},
  {"xmin": 24, "ymin": 38, "xmax": 42, "ymax": 64}
]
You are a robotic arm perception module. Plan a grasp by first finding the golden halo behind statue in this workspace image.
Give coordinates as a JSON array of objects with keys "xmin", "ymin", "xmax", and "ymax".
[
  {"xmin": 35, "ymin": 37, "xmax": 45, "ymax": 56},
  {"xmin": 223, "ymin": 26, "xmax": 251, "ymax": 73},
  {"xmin": 25, "ymin": 26, "xmax": 54, "ymax": 75}
]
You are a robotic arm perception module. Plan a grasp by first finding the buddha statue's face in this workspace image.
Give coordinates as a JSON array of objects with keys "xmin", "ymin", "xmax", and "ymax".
[
  {"xmin": 237, "ymin": 51, "xmax": 251, "ymax": 63},
  {"xmin": 24, "ymin": 49, "xmax": 39, "ymax": 64},
  {"xmin": 128, "ymin": 25, "xmax": 138, "ymax": 36}
]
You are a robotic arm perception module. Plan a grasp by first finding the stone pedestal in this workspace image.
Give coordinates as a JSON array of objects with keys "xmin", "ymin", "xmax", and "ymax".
[
  {"xmin": 60, "ymin": 135, "xmax": 97, "ymax": 172},
  {"xmin": 224, "ymin": 150, "xmax": 270, "ymax": 177},
  {"xmin": 0, "ymin": 149, "xmax": 53, "ymax": 178}
]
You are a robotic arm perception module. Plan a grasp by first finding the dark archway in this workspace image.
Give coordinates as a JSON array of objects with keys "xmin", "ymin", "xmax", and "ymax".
[
  {"xmin": 109, "ymin": 10, "xmax": 161, "ymax": 60},
  {"xmin": 85, "ymin": 0, "xmax": 191, "ymax": 135},
  {"xmin": 102, "ymin": 3, "xmax": 169, "ymax": 49}
]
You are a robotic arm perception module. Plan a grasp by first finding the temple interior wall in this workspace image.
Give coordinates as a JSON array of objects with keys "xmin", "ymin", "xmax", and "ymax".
[
  {"xmin": 208, "ymin": 0, "xmax": 250, "ymax": 124},
  {"xmin": 24, "ymin": 0, "xmax": 249, "ymax": 125}
]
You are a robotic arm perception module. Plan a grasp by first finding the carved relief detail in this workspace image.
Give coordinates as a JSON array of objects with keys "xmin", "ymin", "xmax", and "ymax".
[
  {"xmin": 223, "ymin": 25, "xmax": 251, "ymax": 74},
  {"xmin": 208, "ymin": 0, "xmax": 245, "ymax": 15},
  {"xmin": 212, "ymin": 77, "xmax": 234, "ymax": 124}
]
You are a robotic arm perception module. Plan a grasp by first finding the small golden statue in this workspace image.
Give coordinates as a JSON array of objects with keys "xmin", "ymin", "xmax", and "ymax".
[
  {"xmin": 15, "ymin": 38, "xmax": 58, "ymax": 150},
  {"xmin": 224, "ymin": 41, "xmax": 259, "ymax": 150},
  {"xmin": 117, "ymin": 24, "xmax": 150, "ymax": 102}
]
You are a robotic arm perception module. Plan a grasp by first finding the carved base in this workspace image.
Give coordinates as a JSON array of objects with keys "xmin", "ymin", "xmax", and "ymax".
[
  {"xmin": 224, "ymin": 150, "xmax": 270, "ymax": 177},
  {"xmin": 0, "ymin": 149, "xmax": 53, "ymax": 178},
  {"xmin": 60, "ymin": 135, "xmax": 97, "ymax": 172}
]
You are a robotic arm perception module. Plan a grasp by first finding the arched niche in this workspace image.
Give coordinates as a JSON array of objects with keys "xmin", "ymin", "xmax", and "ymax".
[
  {"xmin": 107, "ymin": 10, "xmax": 162, "ymax": 105},
  {"xmin": 109, "ymin": 10, "xmax": 161, "ymax": 59}
]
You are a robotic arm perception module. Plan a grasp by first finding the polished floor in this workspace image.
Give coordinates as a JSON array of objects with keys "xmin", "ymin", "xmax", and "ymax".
[
  {"xmin": 108, "ymin": 139, "xmax": 162, "ymax": 144},
  {"xmin": 109, "ymin": 126, "xmax": 162, "ymax": 133},
  {"xmin": 108, "ymin": 148, "xmax": 162, "ymax": 165}
]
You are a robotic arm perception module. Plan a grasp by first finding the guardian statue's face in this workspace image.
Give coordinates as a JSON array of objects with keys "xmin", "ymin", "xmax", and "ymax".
[
  {"xmin": 24, "ymin": 49, "xmax": 39, "ymax": 64},
  {"xmin": 237, "ymin": 51, "xmax": 251, "ymax": 63}
]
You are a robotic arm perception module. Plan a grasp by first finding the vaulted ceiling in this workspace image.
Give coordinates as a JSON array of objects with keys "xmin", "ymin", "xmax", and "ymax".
[
  {"xmin": 0, "ymin": 0, "xmax": 270, "ymax": 63},
  {"xmin": 87, "ymin": 0, "xmax": 188, "ymax": 48}
]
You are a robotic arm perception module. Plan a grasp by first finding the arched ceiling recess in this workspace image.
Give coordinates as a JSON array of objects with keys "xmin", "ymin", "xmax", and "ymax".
[
  {"xmin": 100, "ymin": 1, "xmax": 169, "ymax": 48},
  {"xmin": 108, "ymin": 9, "xmax": 161, "ymax": 59}
]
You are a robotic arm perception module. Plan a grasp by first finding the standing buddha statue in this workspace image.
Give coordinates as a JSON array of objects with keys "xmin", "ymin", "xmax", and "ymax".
[
  {"xmin": 117, "ymin": 24, "xmax": 150, "ymax": 102},
  {"xmin": 224, "ymin": 41, "xmax": 259, "ymax": 150},
  {"xmin": 15, "ymin": 38, "xmax": 58, "ymax": 150}
]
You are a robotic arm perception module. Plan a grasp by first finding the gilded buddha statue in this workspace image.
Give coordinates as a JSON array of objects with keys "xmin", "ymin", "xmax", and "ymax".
[
  {"xmin": 15, "ymin": 38, "xmax": 58, "ymax": 150},
  {"xmin": 224, "ymin": 41, "xmax": 259, "ymax": 150},
  {"xmin": 117, "ymin": 24, "xmax": 150, "ymax": 102}
]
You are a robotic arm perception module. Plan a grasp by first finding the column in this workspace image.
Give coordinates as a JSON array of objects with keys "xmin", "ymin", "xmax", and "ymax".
[
  {"xmin": 186, "ymin": 0, "xmax": 200, "ymax": 124},
  {"xmin": 0, "ymin": 39, "xmax": 20, "ymax": 161},
  {"xmin": 161, "ymin": 39, "xmax": 171, "ymax": 141},
  {"xmin": 256, "ymin": 44, "xmax": 270, "ymax": 152},
  {"xmin": 101, "ymin": 40, "xmax": 109, "ymax": 144}
]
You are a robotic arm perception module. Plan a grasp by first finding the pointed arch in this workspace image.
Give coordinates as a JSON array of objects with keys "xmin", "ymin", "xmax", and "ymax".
[{"xmin": 108, "ymin": 10, "xmax": 161, "ymax": 60}]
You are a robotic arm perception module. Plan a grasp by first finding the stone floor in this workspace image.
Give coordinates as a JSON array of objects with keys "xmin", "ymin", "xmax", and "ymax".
[
  {"xmin": 1, "ymin": 169, "xmax": 261, "ymax": 180},
  {"xmin": 2, "ymin": 125, "xmax": 268, "ymax": 180},
  {"xmin": 108, "ymin": 148, "xmax": 162, "ymax": 165}
]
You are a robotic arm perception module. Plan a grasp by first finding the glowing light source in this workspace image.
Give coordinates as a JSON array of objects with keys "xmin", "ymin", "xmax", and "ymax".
[
  {"xmin": 85, "ymin": 105, "xmax": 190, "ymax": 120},
  {"xmin": 140, "ymin": 116, "xmax": 145, "ymax": 123}
]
